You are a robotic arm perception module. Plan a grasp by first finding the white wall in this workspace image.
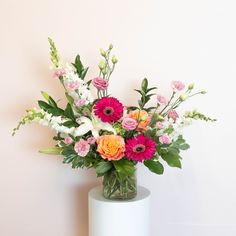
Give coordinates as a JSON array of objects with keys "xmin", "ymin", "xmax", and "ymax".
[{"xmin": 1, "ymin": 0, "xmax": 236, "ymax": 235}]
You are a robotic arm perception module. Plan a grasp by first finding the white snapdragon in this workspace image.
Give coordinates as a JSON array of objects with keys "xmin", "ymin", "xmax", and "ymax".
[{"xmin": 62, "ymin": 63, "xmax": 94, "ymax": 105}]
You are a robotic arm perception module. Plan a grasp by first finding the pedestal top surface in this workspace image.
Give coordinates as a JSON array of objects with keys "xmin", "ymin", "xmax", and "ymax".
[{"xmin": 89, "ymin": 186, "xmax": 150, "ymax": 203}]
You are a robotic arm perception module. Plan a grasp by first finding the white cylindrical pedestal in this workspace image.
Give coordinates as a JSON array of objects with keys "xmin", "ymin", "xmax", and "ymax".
[{"xmin": 89, "ymin": 186, "xmax": 150, "ymax": 236}]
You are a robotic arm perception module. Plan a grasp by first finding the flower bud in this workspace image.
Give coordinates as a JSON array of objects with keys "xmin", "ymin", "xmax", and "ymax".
[
  {"xmin": 101, "ymin": 68, "xmax": 106, "ymax": 75},
  {"xmin": 201, "ymin": 91, "xmax": 207, "ymax": 94},
  {"xmin": 111, "ymin": 55, "xmax": 118, "ymax": 64},
  {"xmin": 180, "ymin": 94, "xmax": 188, "ymax": 101},
  {"xmin": 188, "ymin": 83, "xmax": 194, "ymax": 90},
  {"xmin": 157, "ymin": 115, "xmax": 164, "ymax": 121},
  {"xmin": 98, "ymin": 60, "xmax": 105, "ymax": 70},
  {"xmin": 109, "ymin": 44, "xmax": 113, "ymax": 50},
  {"xmin": 100, "ymin": 48, "xmax": 106, "ymax": 57}
]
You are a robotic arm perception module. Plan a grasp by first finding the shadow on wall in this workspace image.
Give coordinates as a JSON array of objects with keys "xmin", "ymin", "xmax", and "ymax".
[{"xmin": 73, "ymin": 181, "xmax": 100, "ymax": 236}]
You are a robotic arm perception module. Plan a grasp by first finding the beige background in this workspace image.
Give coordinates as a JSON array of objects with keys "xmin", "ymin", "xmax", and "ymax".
[{"xmin": 1, "ymin": 0, "xmax": 236, "ymax": 235}]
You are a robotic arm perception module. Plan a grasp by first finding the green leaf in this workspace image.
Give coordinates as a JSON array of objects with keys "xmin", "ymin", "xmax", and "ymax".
[
  {"xmin": 39, "ymin": 146, "xmax": 62, "ymax": 154},
  {"xmin": 65, "ymin": 92, "xmax": 74, "ymax": 105},
  {"xmin": 64, "ymin": 103, "xmax": 75, "ymax": 120},
  {"xmin": 41, "ymin": 91, "xmax": 50, "ymax": 101},
  {"xmin": 161, "ymin": 152, "xmax": 182, "ymax": 168},
  {"xmin": 80, "ymin": 67, "xmax": 89, "ymax": 79},
  {"xmin": 74, "ymin": 55, "xmax": 83, "ymax": 72},
  {"xmin": 144, "ymin": 159, "xmax": 164, "ymax": 175},
  {"xmin": 62, "ymin": 120, "xmax": 78, "ymax": 128},
  {"xmin": 113, "ymin": 159, "xmax": 135, "ymax": 176},
  {"xmin": 146, "ymin": 87, "xmax": 157, "ymax": 93},
  {"xmin": 72, "ymin": 156, "xmax": 85, "ymax": 168},
  {"xmin": 38, "ymin": 100, "xmax": 52, "ymax": 111},
  {"xmin": 96, "ymin": 161, "xmax": 113, "ymax": 177},
  {"xmin": 47, "ymin": 107, "xmax": 64, "ymax": 116},
  {"xmin": 179, "ymin": 143, "xmax": 190, "ymax": 150},
  {"xmin": 141, "ymin": 78, "xmax": 148, "ymax": 92},
  {"xmin": 48, "ymin": 96, "xmax": 58, "ymax": 108},
  {"xmin": 63, "ymin": 154, "xmax": 77, "ymax": 164}
]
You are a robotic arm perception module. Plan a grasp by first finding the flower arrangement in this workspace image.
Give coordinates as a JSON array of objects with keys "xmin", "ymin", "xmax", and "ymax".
[{"xmin": 13, "ymin": 39, "xmax": 216, "ymax": 200}]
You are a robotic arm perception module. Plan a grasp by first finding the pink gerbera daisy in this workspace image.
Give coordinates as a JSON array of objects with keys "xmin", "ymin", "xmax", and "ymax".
[
  {"xmin": 93, "ymin": 97, "xmax": 124, "ymax": 123},
  {"xmin": 125, "ymin": 134, "xmax": 156, "ymax": 162}
]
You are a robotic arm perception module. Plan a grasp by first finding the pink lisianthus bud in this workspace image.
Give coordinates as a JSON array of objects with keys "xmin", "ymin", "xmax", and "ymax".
[
  {"xmin": 157, "ymin": 95, "xmax": 167, "ymax": 105},
  {"xmin": 92, "ymin": 77, "xmax": 109, "ymax": 90},
  {"xmin": 64, "ymin": 136, "xmax": 73, "ymax": 145},
  {"xmin": 159, "ymin": 134, "xmax": 172, "ymax": 145},
  {"xmin": 171, "ymin": 81, "xmax": 185, "ymax": 92},
  {"xmin": 156, "ymin": 121, "xmax": 164, "ymax": 129},
  {"xmin": 168, "ymin": 109, "xmax": 179, "ymax": 122},
  {"xmin": 74, "ymin": 139, "xmax": 90, "ymax": 157},
  {"xmin": 75, "ymin": 98, "xmax": 86, "ymax": 107},
  {"xmin": 87, "ymin": 136, "xmax": 96, "ymax": 144},
  {"xmin": 53, "ymin": 68, "xmax": 66, "ymax": 78},
  {"xmin": 122, "ymin": 117, "xmax": 138, "ymax": 131},
  {"xmin": 66, "ymin": 81, "xmax": 80, "ymax": 91}
]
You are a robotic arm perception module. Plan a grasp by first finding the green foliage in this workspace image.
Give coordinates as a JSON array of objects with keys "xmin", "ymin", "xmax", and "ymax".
[
  {"xmin": 39, "ymin": 146, "xmax": 62, "ymax": 154},
  {"xmin": 184, "ymin": 110, "xmax": 217, "ymax": 122},
  {"xmin": 38, "ymin": 100, "xmax": 64, "ymax": 116},
  {"xmin": 144, "ymin": 159, "xmax": 164, "ymax": 175},
  {"xmin": 160, "ymin": 148, "xmax": 182, "ymax": 168},
  {"xmin": 112, "ymin": 122, "xmax": 126, "ymax": 136},
  {"xmin": 12, "ymin": 109, "xmax": 44, "ymax": 136},
  {"xmin": 65, "ymin": 92, "xmax": 74, "ymax": 105},
  {"xmin": 171, "ymin": 135, "xmax": 190, "ymax": 150},
  {"xmin": 72, "ymin": 55, "xmax": 89, "ymax": 80},
  {"xmin": 41, "ymin": 91, "xmax": 58, "ymax": 107},
  {"xmin": 64, "ymin": 103, "xmax": 75, "ymax": 120},
  {"xmin": 48, "ymin": 37, "xmax": 60, "ymax": 67},
  {"xmin": 113, "ymin": 159, "xmax": 135, "ymax": 177},
  {"xmin": 96, "ymin": 161, "xmax": 113, "ymax": 177},
  {"xmin": 135, "ymin": 78, "xmax": 157, "ymax": 110}
]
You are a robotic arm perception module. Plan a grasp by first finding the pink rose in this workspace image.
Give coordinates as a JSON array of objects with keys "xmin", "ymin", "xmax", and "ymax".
[
  {"xmin": 75, "ymin": 98, "xmax": 86, "ymax": 107},
  {"xmin": 171, "ymin": 81, "xmax": 185, "ymax": 92},
  {"xmin": 159, "ymin": 134, "xmax": 172, "ymax": 144},
  {"xmin": 87, "ymin": 136, "xmax": 96, "ymax": 144},
  {"xmin": 122, "ymin": 117, "xmax": 138, "ymax": 131},
  {"xmin": 53, "ymin": 69, "xmax": 66, "ymax": 78},
  {"xmin": 64, "ymin": 136, "xmax": 73, "ymax": 145},
  {"xmin": 74, "ymin": 139, "xmax": 90, "ymax": 157},
  {"xmin": 92, "ymin": 77, "xmax": 109, "ymax": 90},
  {"xmin": 66, "ymin": 81, "xmax": 80, "ymax": 91},
  {"xmin": 156, "ymin": 121, "xmax": 164, "ymax": 129},
  {"xmin": 168, "ymin": 109, "xmax": 179, "ymax": 122},
  {"xmin": 157, "ymin": 95, "xmax": 167, "ymax": 105}
]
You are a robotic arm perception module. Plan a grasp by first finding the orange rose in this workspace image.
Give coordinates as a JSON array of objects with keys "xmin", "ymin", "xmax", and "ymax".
[
  {"xmin": 128, "ymin": 109, "xmax": 150, "ymax": 130},
  {"xmin": 96, "ymin": 135, "xmax": 125, "ymax": 161}
]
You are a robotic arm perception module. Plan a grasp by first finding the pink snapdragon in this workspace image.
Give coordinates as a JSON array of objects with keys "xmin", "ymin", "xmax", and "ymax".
[
  {"xmin": 168, "ymin": 109, "xmax": 179, "ymax": 122},
  {"xmin": 159, "ymin": 134, "xmax": 172, "ymax": 144},
  {"xmin": 66, "ymin": 81, "xmax": 80, "ymax": 91},
  {"xmin": 74, "ymin": 139, "xmax": 90, "ymax": 157},
  {"xmin": 171, "ymin": 81, "xmax": 185, "ymax": 92},
  {"xmin": 87, "ymin": 136, "xmax": 96, "ymax": 144},
  {"xmin": 156, "ymin": 121, "xmax": 164, "ymax": 129},
  {"xmin": 75, "ymin": 98, "xmax": 86, "ymax": 107},
  {"xmin": 92, "ymin": 77, "xmax": 109, "ymax": 90},
  {"xmin": 64, "ymin": 136, "xmax": 73, "ymax": 145},
  {"xmin": 122, "ymin": 117, "xmax": 138, "ymax": 131},
  {"xmin": 157, "ymin": 95, "xmax": 167, "ymax": 105},
  {"xmin": 53, "ymin": 68, "xmax": 66, "ymax": 78}
]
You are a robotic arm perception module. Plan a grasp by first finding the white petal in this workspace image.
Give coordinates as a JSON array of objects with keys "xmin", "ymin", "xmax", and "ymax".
[{"xmin": 74, "ymin": 123, "xmax": 93, "ymax": 136}]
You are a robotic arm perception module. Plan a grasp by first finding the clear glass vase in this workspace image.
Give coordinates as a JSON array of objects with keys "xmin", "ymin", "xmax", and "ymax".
[{"xmin": 102, "ymin": 168, "xmax": 137, "ymax": 200}]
